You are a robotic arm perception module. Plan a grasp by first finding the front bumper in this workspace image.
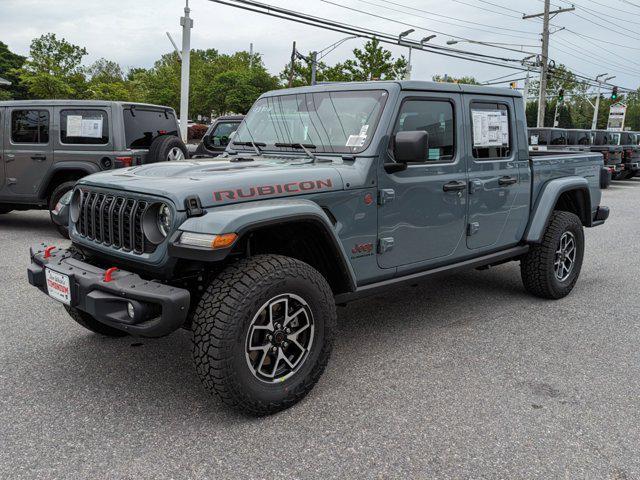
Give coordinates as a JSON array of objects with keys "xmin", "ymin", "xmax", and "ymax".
[{"xmin": 28, "ymin": 246, "xmax": 190, "ymax": 337}]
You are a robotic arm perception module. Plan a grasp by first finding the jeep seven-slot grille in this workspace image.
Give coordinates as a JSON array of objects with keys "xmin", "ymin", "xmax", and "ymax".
[{"xmin": 76, "ymin": 189, "xmax": 155, "ymax": 254}]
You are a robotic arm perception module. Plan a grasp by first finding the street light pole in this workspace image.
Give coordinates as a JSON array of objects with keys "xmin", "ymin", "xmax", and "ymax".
[
  {"xmin": 591, "ymin": 74, "xmax": 615, "ymax": 130},
  {"xmin": 310, "ymin": 51, "xmax": 318, "ymax": 85},
  {"xmin": 179, "ymin": 0, "xmax": 193, "ymax": 142},
  {"xmin": 398, "ymin": 29, "xmax": 415, "ymax": 80}
]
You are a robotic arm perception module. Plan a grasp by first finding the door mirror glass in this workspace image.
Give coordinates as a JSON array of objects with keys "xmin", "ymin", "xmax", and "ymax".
[{"xmin": 393, "ymin": 130, "xmax": 429, "ymax": 163}]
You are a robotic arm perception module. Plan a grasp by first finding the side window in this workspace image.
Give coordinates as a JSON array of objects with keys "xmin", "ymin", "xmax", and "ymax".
[
  {"xmin": 11, "ymin": 110, "xmax": 49, "ymax": 144},
  {"xmin": 210, "ymin": 121, "xmax": 239, "ymax": 147},
  {"xmin": 60, "ymin": 109, "xmax": 109, "ymax": 145},
  {"xmin": 470, "ymin": 102, "xmax": 511, "ymax": 159},
  {"xmin": 394, "ymin": 99, "xmax": 455, "ymax": 162}
]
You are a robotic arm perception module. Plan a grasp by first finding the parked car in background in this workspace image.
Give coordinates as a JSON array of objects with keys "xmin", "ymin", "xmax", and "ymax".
[
  {"xmin": 617, "ymin": 131, "xmax": 640, "ymax": 179},
  {"xmin": 566, "ymin": 129, "xmax": 594, "ymax": 151},
  {"xmin": 193, "ymin": 115, "xmax": 243, "ymax": 157},
  {"xmin": 592, "ymin": 130, "xmax": 623, "ymax": 180},
  {"xmin": 0, "ymin": 100, "xmax": 186, "ymax": 236},
  {"xmin": 528, "ymin": 127, "xmax": 568, "ymax": 151}
]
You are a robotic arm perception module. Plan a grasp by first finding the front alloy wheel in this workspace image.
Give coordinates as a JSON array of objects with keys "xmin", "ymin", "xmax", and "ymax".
[{"xmin": 246, "ymin": 293, "xmax": 315, "ymax": 383}]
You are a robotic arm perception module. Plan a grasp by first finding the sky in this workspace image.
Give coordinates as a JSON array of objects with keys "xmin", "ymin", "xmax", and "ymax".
[{"xmin": 1, "ymin": 0, "xmax": 639, "ymax": 92}]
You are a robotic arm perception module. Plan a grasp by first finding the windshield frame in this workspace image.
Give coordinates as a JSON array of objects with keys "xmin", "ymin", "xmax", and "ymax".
[{"xmin": 230, "ymin": 89, "xmax": 390, "ymax": 155}]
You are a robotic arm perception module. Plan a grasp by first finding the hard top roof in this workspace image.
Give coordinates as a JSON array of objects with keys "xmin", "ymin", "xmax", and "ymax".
[
  {"xmin": 262, "ymin": 80, "xmax": 522, "ymax": 98},
  {"xmin": 0, "ymin": 99, "xmax": 174, "ymax": 110}
]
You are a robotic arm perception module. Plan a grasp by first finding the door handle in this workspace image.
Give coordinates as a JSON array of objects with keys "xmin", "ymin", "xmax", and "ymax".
[
  {"xmin": 31, "ymin": 154, "xmax": 47, "ymax": 161},
  {"xmin": 443, "ymin": 180, "xmax": 467, "ymax": 192},
  {"xmin": 498, "ymin": 176, "xmax": 518, "ymax": 186},
  {"xmin": 5, "ymin": 154, "xmax": 15, "ymax": 162}
]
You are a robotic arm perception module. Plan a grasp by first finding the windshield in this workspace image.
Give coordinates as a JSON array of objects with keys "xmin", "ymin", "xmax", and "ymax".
[{"xmin": 232, "ymin": 90, "xmax": 388, "ymax": 154}]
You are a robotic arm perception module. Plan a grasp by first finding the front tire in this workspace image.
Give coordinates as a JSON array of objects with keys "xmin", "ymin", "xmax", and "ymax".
[
  {"xmin": 64, "ymin": 305, "xmax": 129, "ymax": 337},
  {"xmin": 521, "ymin": 211, "xmax": 584, "ymax": 299},
  {"xmin": 192, "ymin": 255, "xmax": 336, "ymax": 416}
]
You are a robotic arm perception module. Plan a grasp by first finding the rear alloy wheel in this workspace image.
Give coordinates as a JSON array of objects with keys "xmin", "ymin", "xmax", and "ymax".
[
  {"xmin": 521, "ymin": 211, "xmax": 584, "ymax": 299},
  {"xmin": 192, "ymin": 254, "xmax": 336, "ymax": 416}
]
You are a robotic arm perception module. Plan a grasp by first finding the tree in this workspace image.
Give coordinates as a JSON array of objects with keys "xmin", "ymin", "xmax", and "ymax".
[
  {"xmin": 139, "ymin": 48, "xmax": 278, "ymax": 118},
  {"xmin": 432, "ymin": 74, "xmax": 479, "ymax": 85},
  {"xmin": 0, "ymin": 42, "xmax": 26, "ymax": 99},
  {"xmin": 339, "ymin": 38, "xmax": 408, "ymax": 81},
  {"xmin": 16, "ymin": 33, "xmax": 88, "ymax": 98},
  {"xmin": 278, "ymin": 52, "xmax": 350, "ymax": 87}
]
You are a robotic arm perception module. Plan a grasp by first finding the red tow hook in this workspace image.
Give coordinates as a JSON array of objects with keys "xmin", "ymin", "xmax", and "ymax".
[
  {"xmin": 43, "ymin": 246, "xmax": 56, "ymax": 259},
  {"xmin": 103, "ymin": 267, "xmax": 119, "ymax": 283}
]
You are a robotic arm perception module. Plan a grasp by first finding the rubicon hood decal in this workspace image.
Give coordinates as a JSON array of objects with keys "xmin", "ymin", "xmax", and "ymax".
[{"xmin": 213, "ymin": 179, "xmax": 333, "ymax": 202}]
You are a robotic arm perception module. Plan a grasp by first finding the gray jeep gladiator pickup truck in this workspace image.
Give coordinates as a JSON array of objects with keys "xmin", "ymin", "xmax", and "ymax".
[
  {"xmin": 27, "ymin": 81, "xmax": 609, "ymax": 415},
  {"xmin": 0, "ymin": 100, "xmax": 186, "ymax": 236}
]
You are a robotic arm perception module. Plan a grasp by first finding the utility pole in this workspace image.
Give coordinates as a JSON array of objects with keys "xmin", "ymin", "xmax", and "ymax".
[
  {"xmin": 523, "ymin": 1, "xmax": 574, "ymax": 127},
  {"xmin": 179, "ymin": 0, "xmax": 193, "ymax": 142},
  {"xmin": 310, "ymin": 51, "xmax": 318, "ymax": 85},
  {"xmin": 288, "ymin": 41, "xmax": 296, "ymax": 88},
  {"xmin": 249, "ymin": 43, "xmax": 253, "ymax": 69},
  {"xmin": 591, "ymin": 74, "xmax": 615, "ymax": 130}
]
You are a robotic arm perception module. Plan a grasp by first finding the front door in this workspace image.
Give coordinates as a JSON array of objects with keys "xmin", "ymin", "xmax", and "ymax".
[
  {"xmin": 377, "ymin": 93, "xmax": 468, "ymax": 270},
  {"xmin": 4, "ymin": 107, "xmax": 53, "ymax": 198},
  {"xmin": 464, "ymin": 96, "xmax": 528, "ymax": 251}
]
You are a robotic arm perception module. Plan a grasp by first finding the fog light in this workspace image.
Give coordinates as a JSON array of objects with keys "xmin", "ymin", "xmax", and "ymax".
[{"xmin": 127, "ymin": 302, "xmax": 135, "ymax": 319}]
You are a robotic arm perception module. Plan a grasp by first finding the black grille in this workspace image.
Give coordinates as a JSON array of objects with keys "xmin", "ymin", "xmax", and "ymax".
[{"xmin": 75, "ymin": 189, "xmax": 155, "ymax": 254}]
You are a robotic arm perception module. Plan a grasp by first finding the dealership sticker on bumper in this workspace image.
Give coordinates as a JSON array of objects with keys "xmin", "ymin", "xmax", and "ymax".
[{"xmin": 45, "ymin": 269, "xmax": 71, "ymax": 305}]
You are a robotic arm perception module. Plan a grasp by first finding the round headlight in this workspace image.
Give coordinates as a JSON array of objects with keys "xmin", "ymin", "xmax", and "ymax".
[{"xmin": 157, "ymin": 203, "xmax": 172, "ymax": 237}]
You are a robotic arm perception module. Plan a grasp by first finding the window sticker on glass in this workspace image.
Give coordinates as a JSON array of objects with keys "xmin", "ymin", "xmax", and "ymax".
[
  {"xmin": 66, "ymin": 115, "xmax": 83, "ymax": 137},
  {"xmin": 346, "ymin": 134, "xmax": 366, "ymax": 147},
  {"xmin": 81, "ymin": 118, "xmax": 103, "ymax": 138},
  {"xmin": 531, "ymin": 134, "xmax": 539, "ymax": 145},
  {"xmin": 472, "ymin": 109, "xmax": 509, "ymax": 147},
  {"xmin": 66, "ymin": 115, "xmax": 103, "ymax": 138}
]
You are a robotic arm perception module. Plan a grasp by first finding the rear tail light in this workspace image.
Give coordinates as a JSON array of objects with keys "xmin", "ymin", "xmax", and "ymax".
[{"xmin": 115, "ymin": 156, "xmax": 133, "ymax": 168}]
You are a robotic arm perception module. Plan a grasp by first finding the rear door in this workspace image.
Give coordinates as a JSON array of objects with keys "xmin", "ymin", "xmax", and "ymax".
[
  {"xmin": 377, "ymin": 92, "xmax": 468, "ymax": 269},
  {"xmin": 4, "ymin": 107, "xmax": 53, "ymax": 198},
  {"xmin": 54, "ymin": 106, "xmax": 112, "ymax": 168},
  {"xmin": 464, "ymin": 96, "xmax": 529, "ymax": 251}
]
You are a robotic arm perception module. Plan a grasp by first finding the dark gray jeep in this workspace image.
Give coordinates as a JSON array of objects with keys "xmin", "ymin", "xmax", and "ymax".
[
  {"xmin": 0, "ymin": 100, "xmax": 186, "ymax": 236},
  {"xmin": 28, "ymin": 81, "xmax": 609, "ymax": 415}
]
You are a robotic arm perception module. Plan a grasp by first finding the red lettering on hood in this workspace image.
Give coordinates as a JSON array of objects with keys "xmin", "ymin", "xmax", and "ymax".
[{"xmin": 212, "ymin": 179, "xmax": 333, "ymax": 202}]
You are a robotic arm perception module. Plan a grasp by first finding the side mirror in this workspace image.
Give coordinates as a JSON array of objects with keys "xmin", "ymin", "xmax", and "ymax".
[{"xmin": 394, "ymin": 130, "xmax": 429, "ymax": 163}]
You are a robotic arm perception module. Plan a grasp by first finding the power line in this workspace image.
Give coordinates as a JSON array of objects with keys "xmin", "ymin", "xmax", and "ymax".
[
  {"xmin": 362, "ymin": 0, "xmax": 541, "ymax": 36},
  {"xmin": 210, "ymin": 0, "xmax": 535, "ymax": 71}
]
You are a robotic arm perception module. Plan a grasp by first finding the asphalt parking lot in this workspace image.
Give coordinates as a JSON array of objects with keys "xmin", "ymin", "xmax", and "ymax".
[{"xmin": 1, "ymin": 180, "xmax": 639, "ymax": 479}]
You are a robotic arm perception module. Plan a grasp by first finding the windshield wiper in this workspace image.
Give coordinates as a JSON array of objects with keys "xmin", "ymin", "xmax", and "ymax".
[
  {"xmin": 274, "ymin": 142, "xmax": 318, "ymax": 161},
  {"xmin": 232, "ymin": 141, "xmax": 266, "ymax": 156}
]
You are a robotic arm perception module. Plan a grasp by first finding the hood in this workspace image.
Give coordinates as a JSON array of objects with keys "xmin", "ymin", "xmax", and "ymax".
[{"xmin": 78, "ymin": 156, "xmax": 345, "ymax": 209}]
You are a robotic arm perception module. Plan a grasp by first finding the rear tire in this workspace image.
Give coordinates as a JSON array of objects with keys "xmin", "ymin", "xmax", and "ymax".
[
  {"xmin": 520, "ymin": 211, "xmax": 584, "ymax": 300},
  {"xmin": 192, "ymin": 254, "xmax": 336, "ymax": 416},
  {"xmin": 48, "ymin": 181, "xmax": 76, "ymax": 239},
  {"xmin": 147, "ymin": 135, "xmax": 188, "ymax": 163},
  {"xmin": 64, "ymin": 305, "xmax": 129, "ymax": 337}
]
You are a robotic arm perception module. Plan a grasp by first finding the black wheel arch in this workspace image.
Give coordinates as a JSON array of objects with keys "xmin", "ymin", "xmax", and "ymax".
[{"xmin": 38, "ymin": 163, "xmax": 99, "ymax": 201}]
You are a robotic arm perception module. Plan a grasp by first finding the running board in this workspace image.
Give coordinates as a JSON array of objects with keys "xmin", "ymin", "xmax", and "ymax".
[{"xmin": 335, "ymin": 245, "xmax": 530, "ymax": 304}]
